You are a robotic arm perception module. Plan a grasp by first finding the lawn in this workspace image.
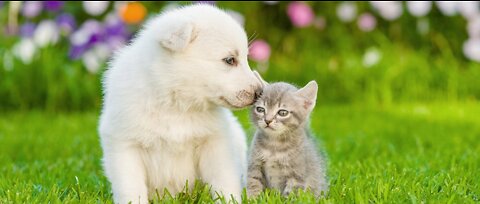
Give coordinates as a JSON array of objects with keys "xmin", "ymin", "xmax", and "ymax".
[{"xmin": 0, "ymin": 103, "xmax": 479, "ymax": 203}]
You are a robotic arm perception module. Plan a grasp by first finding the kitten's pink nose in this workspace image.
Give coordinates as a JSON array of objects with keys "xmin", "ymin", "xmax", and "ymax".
[{"xmin": 265, "ymin": 119, "xmax": 272, "ymax": 125}]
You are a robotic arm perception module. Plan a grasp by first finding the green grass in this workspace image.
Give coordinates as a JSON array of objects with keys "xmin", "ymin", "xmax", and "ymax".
[{"xmin": 1, "ymin": 103, "xmax": 479, "ymax": 203}]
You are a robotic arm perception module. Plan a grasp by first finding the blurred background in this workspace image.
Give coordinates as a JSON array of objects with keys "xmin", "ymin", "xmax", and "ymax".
[
  {"xmin": 1, "ymin": 2, "xmax": 480, "ymax": 202},
  {"xmin": 1, "ymin": 1, "xmax": 479, "ymax": 111}
]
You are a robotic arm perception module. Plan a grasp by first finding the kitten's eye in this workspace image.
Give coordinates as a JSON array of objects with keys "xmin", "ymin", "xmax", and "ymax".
[
  {"xmin": 256, "ymin": 107, "xmax": 265, "ymax": 113},
  {"xmin": 277, "ymin": 109, "xmax": 289, "ymax": 117},
  {"xmin": 223, "ymin": 56, "xmax": 237, "ymax": 66}
]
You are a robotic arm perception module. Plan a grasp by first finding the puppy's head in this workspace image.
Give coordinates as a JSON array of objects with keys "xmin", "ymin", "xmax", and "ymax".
[{"xmin": 149, "ymin": 4, "xmax": 262, "ymax": 109}]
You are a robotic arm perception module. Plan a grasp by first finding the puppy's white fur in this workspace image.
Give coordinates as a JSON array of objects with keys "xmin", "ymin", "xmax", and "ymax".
[{"xmin": 99, "ymin": 5, "xmax": 261, "ymax": 204}]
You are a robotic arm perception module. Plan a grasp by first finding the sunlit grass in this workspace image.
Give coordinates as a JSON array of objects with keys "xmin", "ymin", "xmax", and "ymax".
[{"xmin": 0, "ymin": 103, "xmax": 479, "ymax": 203}]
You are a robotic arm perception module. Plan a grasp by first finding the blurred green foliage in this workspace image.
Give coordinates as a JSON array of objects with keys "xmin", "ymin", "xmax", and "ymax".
[{"xmin": 0, "ymin": 2, "xmax": 479, "ymax": 111}]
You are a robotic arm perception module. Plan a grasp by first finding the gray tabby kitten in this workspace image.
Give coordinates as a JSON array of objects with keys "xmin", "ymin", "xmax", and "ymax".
[{"xmin": 247, "ymin": 72, "xmax": 329, "ymax": 197}]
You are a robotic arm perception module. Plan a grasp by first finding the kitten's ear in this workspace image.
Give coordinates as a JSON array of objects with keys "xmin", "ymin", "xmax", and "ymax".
[
  {"xmin": 157, "ymin": 19, "xmax": 198, "ymax": 52},
  {"xmin": 253, "ymin": 70, "xmax": 268, "ymax": 87},
  {"xmin": 295, "ymin": 81, "xmax": 318, "ymax": 110}
]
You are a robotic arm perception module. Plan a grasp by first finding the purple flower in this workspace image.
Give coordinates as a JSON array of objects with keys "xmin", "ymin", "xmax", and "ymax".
[
  {"xmin": 357, "ymin": 13, "xmax": 376, "ymax": 32},
  {"xmin": 22, "ymin": 1, "xmax": 43, "ymax": 18},
  {"xmin": 69, "ymin": 20, "xmax": 105, "ymax": 59},
  {"xmin": 87, "ymin": 33, "xmax": 103, "ymax": 47},
  {"xmin": 106, "ymin": 36, "xmax": 127, "ymax": 50},
  {"xmin": 70, "ymin": 20, "xmax": 103, "ymax": 46},
  {"xmin": 68, "ymin": 44, "xmax": 88, "ymax": 59},
  {"xmin": 287, "ymin": 2, "xmax": 314, "ymax": 28},
  {"xmin": 104, "ymin": 13, "xmax": 128, "ymax": 37},
  {"xmin": 44, "ymin": 1, "xmax": 64, "ymax": 12},
  {"xmin": 20, "ymin": 23, "xmax": 36, "ymax": 38},
  {"xmin": 56, "ymin": 13, "xmax": 76, "ymax": 35},
  {"xmin": 249, "ymin": 40, "xmax": 271, "ymax": 62}
]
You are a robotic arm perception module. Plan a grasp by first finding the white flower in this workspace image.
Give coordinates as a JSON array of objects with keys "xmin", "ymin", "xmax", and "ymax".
[
  {"xmin": 106, "ymin": 36, "xmax": 126, "ymax": 50},
  {"xmin": 70, "ymin": 30, "xmax": 90, "ymax": 46},
  {"xmin": 467, "ymin": 15, "xmax": 480, "ymax": 37},
  {"xmin": 417, "ymin": 18, "xmax": 429, "ymax": 35},
  {"xmin": 371, "ymin": 1, "xmax": 403, "ymax": 21},
  {"xmin": 435, "ymin": 1, "xmax": 457, "ymax": 16},
  {"xmin": 407, "ymin": 1, "xmax": 432, "ymax": 17},
  {"xmin": 458, "ymin": 1, "xmax": 479, "ymax": 20},
  {"xmin": 70, "ymin": 20, "xmax": 102, "ymax": 46},
  {"xmin": 82, "ymin": 50, "xmax": 101, "ymax": 74},
  {"xmin": 83, "ymin": 1, "xmax": 109, "ymax": 16},
  {"xmin": 33, "ymin": 20, "xmax": 59, "ymax": 48},
  {"xmin": 263, "ymin": 1, "xmax": 279, "ymax": 5},
  {"xmin": 363, "ymin": 47, "xmax": 382, "ymax": 68},
  {"xmin": 226, "ymin": 10, "xmax": 245, "ymax": 27},
  {"xmin": 337, "ymin": 2, "xmax": 357, "ymax": 22},
  {"xmin": 13, "ymin": 38, "xmax": 37, "ymax": 64},
  {"xmin": 93, "ymin": 43, "xmax": 111, "ymax": 61},
  {"xmin": 83, "ymin": 43, "xmax": 110, "ymax": 73},
  {"xmin": 463, "ymin": 37, "xmax": 480, "ymax": 62}
]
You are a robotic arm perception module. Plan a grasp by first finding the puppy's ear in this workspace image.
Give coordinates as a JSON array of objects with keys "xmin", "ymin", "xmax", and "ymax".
[
  {"xmin": 295, "ymin": 81, "xmax": 318, "ymax": 111},
  {"xmin": 157, "ymin": 19, "xmax": 197, "ymax": 52},
  {"xmin": 253, "ymin": 70, "xmax": 268, "ymax": 87}
]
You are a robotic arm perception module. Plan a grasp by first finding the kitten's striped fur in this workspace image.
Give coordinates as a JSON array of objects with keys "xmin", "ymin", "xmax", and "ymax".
[{"xmin": 247, "ymin": 81, "xmax": 329, "ymax": 197}]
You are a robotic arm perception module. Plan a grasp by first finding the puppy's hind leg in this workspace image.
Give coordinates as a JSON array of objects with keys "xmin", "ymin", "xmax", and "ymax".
[{"xmin": 198, "ymin": 136, "xmax": 242, "ymax": 203}]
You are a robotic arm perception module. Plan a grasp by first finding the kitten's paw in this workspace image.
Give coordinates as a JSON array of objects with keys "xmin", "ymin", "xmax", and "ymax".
[
  {"xmin": 282, "ymin": 189, "xmax": 292, "ymax": 196},
  {"xmin": 246, "ymin": 189, "xmax": 262, "ymax": 198},
  {"xmin": 282, "ymin": 185, "xmax": 304, "ymax": 196}
]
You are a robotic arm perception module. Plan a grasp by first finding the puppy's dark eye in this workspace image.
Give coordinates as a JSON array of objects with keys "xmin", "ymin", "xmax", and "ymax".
[
  {"xmin": 277, "ymin": 109, "xmax": 289, "ymax": 117},
  {"xmin": 256, "ymin": 107, "xmax": 265, "ymax": 113},
  {"xmin": 223, "ymin": 56, "xmax": 237, "ymax": 66}
]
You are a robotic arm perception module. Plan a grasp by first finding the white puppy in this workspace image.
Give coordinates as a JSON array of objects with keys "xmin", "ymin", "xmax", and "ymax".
[{"xmin": 98, "ymin": 4, "xmax": 261, "ymax": 204}]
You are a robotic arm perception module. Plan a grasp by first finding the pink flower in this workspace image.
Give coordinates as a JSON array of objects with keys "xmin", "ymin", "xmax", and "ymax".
[
  {"xmin": 357, "ymin": 13, "xmax": 376, "ymax": 32},
  {"xmin": 22, "ymin": 1, "xmax": 43, "ymax": 18},
  {"xmin": 249, "ymin": 40, "xmax": 271, "ymax": 62},
  {"xmin": 287, "ymin": 2, "xmax": 314, "ymax": 27}
]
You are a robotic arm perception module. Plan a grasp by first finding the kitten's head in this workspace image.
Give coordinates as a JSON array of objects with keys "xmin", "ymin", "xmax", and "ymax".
[{"xmin": 251, "ymin": 72, "xmax": 318, "ymax": 136}]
